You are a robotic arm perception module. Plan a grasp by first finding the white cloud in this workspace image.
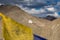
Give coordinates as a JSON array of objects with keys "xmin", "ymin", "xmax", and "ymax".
[
  {"xmin": 24, "ymin": 8, "xmax": 47, "ymax": 14},
  {"xmin": 46, "ymin": 7, "xmax": 55, "ymax": 12},
  {"xmin": 18, "ymin": 6, "xmax": 46, "ymax": 14},
  {"xmin": 27, "ymin": 8, "xmax": 40, "ymax": 14},
  {"xmin": 0, "ymin": 3, "xmax": 4, "ymax": 5},
  {"xmin": 39, "ymin": 8, "xmax": 46, "ymax": 13},
  {"xmin": 47, "ymin": 12, "xmax": 59, "ymax": 17},
  {"xmin": 0, "ymin": 3, "xmax": 2, "ymax": 5},
  {"xmin": 53, "ymin": 12, "xmax": 59, "ymax": 17},
  {"xmin": 16, "ymin": 4, "xmax": 60, "ymax": 17}
]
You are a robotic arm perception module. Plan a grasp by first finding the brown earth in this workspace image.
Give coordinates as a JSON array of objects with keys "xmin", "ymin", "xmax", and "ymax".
[{"xmin": 0, "ymin": 5, "xmax": 60, "ymax": 40}]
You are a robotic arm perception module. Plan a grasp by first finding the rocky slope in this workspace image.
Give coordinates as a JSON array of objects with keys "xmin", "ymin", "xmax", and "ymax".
[{"xmin": 0, "ymin": 5, "xmax": 60, "ymax": 40}]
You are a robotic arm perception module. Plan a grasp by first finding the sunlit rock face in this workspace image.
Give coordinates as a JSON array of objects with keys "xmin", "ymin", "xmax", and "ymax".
[{"xmin": 0, "ymin": 5, "xmax": 60, "ymax": 40}]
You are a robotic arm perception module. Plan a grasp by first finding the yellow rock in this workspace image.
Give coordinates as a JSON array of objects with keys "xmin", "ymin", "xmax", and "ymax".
[{"xmin": 0, "ymin": 13, "xmax": 33, "ymax": 40}]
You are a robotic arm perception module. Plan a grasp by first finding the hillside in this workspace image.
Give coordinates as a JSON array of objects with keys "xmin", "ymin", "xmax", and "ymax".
[{"xmin": 0, "ymin": 5, "xmax": 60, "ymax": 40}]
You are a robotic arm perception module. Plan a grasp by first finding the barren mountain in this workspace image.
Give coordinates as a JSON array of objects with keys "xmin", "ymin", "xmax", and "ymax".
[{"xmin": 0, "ymin": 5, "xmax": 60, "ymax": 40}]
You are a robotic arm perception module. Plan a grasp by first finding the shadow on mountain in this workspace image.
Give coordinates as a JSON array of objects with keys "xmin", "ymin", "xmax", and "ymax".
[
  {"xmin": 34, "ymin": 35, "xmax": 47, "ymax": 40},
  {"xmin": 39, "ymin": 15, "xmax": 57, "ymax": 21}
]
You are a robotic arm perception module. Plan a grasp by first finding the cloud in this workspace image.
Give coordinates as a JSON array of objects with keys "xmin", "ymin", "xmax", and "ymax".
[
  {"xmin": 21, "ymin": 6, "xmax": 56, "ymax": 15},
  {"xmin": 57, "ymin": 2, "xmax": 60, "ymax": 5},
  {"xmin": 0, "ymin": 3, "xmax": 2, "ymax": 5},
  {"xmin": 16, "ymin": 4, "xmax": 60, "ymax": 17},
  {"xmin": 45, "ymin": 6, "xmax": 56, "ymax": 12},
  {"xmin": 47, "ymin": 12, "xmax": 59, "ymax": 17},
  {"xmin": 24, "ymin": 0, "xmax": 33, "ymax": 2},
  {"xmin": 16, "ymin": 4, "xmax": 46, "ymax": 14},
  {"xmin": 53, "ymin": 12, "xmax": 59, "ymax": 17},
  {"xmin": 24, "ymin": 8, "xmax": 47, "ymax": 14}
]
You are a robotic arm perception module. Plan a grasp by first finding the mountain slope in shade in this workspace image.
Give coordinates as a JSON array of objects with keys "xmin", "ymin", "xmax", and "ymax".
[
  {"xmin": 0, "ymin": 5, "xmax": 60, "ymax": 40},
  {"xmin": 41, "ymin": 15, "xmax": 57, "ymax": 21}
]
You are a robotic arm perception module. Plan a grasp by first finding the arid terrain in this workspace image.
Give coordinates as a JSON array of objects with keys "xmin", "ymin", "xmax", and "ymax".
[{"xmin": 0, "ymin": 5, "xmax": 60, "ymax": 40}]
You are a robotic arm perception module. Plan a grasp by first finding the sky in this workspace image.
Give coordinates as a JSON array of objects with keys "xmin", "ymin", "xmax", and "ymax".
[{"xmin": 0, "ymin": 0, "xmax": 60, "ymax": 18}]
